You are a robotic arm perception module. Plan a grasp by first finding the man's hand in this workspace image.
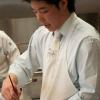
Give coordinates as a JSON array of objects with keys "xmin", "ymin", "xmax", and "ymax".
[{"xmin": 1, "ymin": 74, "xmax": 22, "ymax": 100}]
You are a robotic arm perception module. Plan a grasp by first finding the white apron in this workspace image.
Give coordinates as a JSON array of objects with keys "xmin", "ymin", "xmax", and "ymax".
[{"xmin": 40, "ymin": 32, "xmax": 78, "ymax": 100}]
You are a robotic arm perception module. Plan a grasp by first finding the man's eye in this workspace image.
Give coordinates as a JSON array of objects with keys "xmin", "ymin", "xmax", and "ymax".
[
  {"xmin": 32, "ymin": 9, "xmax": 48, "ymax": 14},
  {"xmin": 39, "ymin": 9, "xmax": 48, "ymax": 13}
]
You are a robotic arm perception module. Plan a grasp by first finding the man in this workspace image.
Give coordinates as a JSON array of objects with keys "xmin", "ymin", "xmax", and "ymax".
[
  {"xmin": 0, "ymin": 30, "xmax": 20, "ymax": 87},
  {"xmin": 0, "ymin": 30, "xmax": 20, "ymax": 98},
  {"xmin": 1, "ymin": 0, "xmax": 100, "ymax": 100}
]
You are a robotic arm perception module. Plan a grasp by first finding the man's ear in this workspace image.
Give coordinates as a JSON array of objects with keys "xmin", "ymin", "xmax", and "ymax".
[{"xmin": 59, "ymin": 0, "xmax": 68, "ymax": 10}]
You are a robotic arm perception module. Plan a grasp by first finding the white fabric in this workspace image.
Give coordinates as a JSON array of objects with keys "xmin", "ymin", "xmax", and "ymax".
[
  {"xmin": 9, "ymin": 13, "xmax": 100, "ymax": 100},
  {"xmin": 0, "ymin": 31, "xmax": 20, "ymax": 81},
  {"xmin": 41, "ymin": 31, "xmax": 77, "ymax": 100}
]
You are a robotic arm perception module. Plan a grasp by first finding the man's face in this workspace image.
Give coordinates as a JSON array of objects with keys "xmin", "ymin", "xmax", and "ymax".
[{"xmin": 31, "ymin": 0, "xmax": 68, "ymax": 31}]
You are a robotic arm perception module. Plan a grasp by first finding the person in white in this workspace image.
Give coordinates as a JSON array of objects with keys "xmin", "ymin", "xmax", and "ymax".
[
  {"xmin": 1, "ymin": 0, "xmax": 100, "ymax": 100},
  {"xmin": 0, "ymin": 30, "xmax": 20, "ymax": 86},
  {"xmin": 0, "ymin": 30, "xmax": 20, "ymax": 99}
]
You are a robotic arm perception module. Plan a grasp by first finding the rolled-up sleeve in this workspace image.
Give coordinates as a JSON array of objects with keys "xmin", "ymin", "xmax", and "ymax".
[
  {"xmin": 8, "ymin": 33, "xmax": 41, "ymax": 87},
  {"xmin": 8, "ymin": 50, "xmax": 33, "ymax": 87}
]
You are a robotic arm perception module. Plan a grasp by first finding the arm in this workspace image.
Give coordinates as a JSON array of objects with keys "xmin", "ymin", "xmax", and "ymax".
[
  {"xmin": 1, "ymin": 26, "xmax": 47, "ymax": 100},
  {"xmin": 8, "ymin": 29, "xmax": 42, "ymax": 87},
  {"xmin": 68, "ymin": 37, "xmax": 100, "ymax": 100},
  {"xmin": 1, "ymin": 29, "xmax": 42, "ymax": 100},
  {"xmin": 1, "ymin": 49, "xmax": 35, "ymax": 100}
]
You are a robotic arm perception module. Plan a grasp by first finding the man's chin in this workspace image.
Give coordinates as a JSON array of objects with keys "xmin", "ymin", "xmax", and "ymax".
[{"xmin": 45, "ymin": 26, "xmax": 55, "ymax": 31}]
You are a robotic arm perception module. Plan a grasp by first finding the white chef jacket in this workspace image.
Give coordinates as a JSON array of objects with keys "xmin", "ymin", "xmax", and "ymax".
[
  {"xmin": 0, "ymin": 31, "xmax": 20, "ymax": 82},
  {"xmin": 9, "ymin": 13, "xmax": 100, "ymax": 100}
]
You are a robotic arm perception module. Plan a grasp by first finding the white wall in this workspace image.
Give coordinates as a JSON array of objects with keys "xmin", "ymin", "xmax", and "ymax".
[
  {"xmin": 0, "ymin": 17, "xmax": 39, "ymax": 53},
  {"xmin": 10, "ymin": 17, "xmax": 39, "ymax": 53}
]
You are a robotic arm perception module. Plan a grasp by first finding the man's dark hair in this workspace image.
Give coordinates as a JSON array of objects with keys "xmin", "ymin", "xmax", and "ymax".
[{"xmin": 23, "ymin": 0, "xmax": 75, "ymax": 13}]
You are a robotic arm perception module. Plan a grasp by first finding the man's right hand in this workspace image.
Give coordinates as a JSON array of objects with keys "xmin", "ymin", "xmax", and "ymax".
[{"xmin": 1, "ymin": 74, "xmax": 21, "ymax": 100}]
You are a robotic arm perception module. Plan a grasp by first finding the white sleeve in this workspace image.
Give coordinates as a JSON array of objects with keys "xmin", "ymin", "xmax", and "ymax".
[
  {"xmin": 8, "ymin": 31, "xmax": 41, "ymax": 87},
  {"xmin": 0, "ymin": 30, "xmax": 20, "ymax": 64},
  {"xmin": 8, "ymin": 50, "xmax": 34, "ymax": 87},
  {"xmin": 68, "ymin": 37, "xmax": 100, "ymax": 100},
  {"xmin": 6, "ymin": 37, "xmax": 20, "ymax": 64}
]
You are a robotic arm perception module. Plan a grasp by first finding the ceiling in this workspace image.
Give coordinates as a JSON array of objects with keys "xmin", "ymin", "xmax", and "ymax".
[{"xmin": 0, "ymin": 0, "xmax": 100, "ymax": 18}]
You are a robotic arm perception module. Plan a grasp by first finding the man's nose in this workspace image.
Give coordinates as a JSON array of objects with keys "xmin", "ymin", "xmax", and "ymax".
[{"xmin": 36, "ymin": 13, "xmax": 44, "ymax": 23}]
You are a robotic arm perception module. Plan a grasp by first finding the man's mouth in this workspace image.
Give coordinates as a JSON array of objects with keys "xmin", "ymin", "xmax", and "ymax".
[{"xmin": 44, "ymin": 24, "xmax": 50, "ymax": 27}]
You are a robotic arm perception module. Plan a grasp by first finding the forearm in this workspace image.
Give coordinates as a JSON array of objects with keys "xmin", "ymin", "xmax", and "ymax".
[
  {"xmin": 8, "ymin": 62, "xmax": 32, "ymax": 88},
  {"xmin": 6, "ymin": 73, "xmax": 18, "ymax": 85},
  {"xmin": 1, "ymin": 73, "xmax": 21, "ymax": 100}
]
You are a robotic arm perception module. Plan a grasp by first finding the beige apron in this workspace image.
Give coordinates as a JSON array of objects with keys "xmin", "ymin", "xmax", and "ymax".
[{"xmin": 40, "ymin": 32, "xmax": 77, "ymax": 100}]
